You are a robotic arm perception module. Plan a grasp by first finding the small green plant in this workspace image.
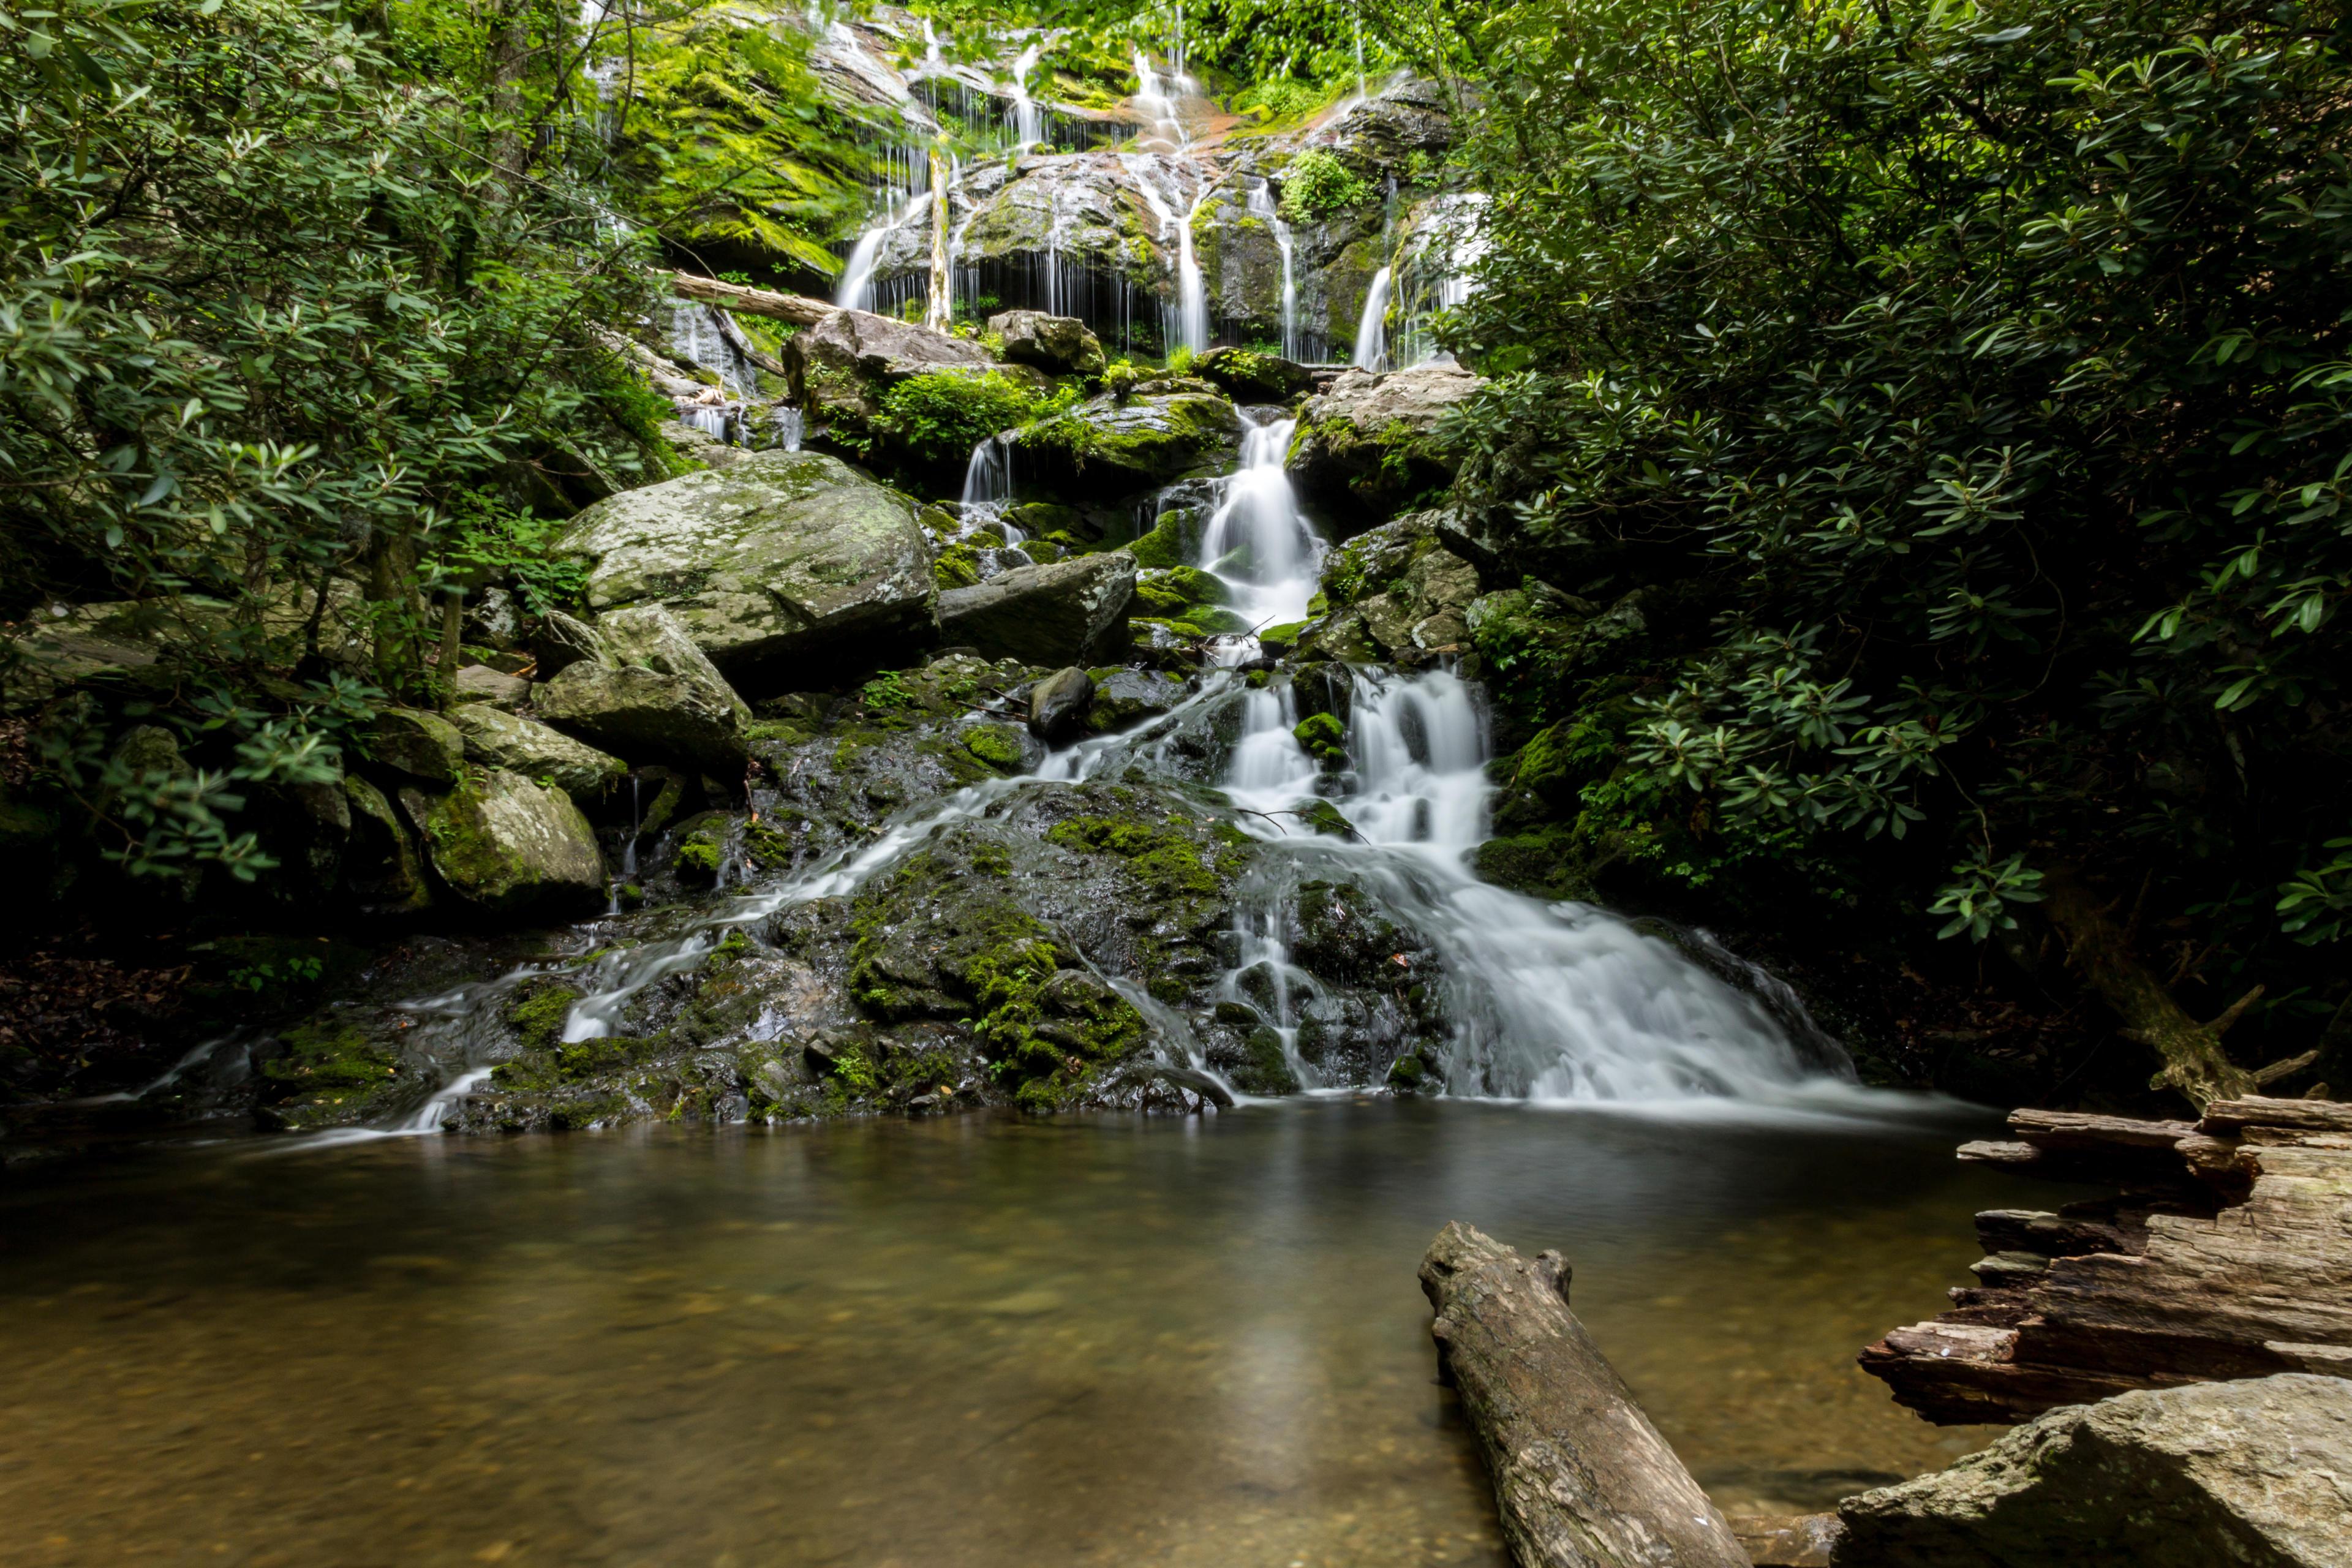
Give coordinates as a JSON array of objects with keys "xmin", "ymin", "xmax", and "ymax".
[
  {"xmin": 1278, "ymin": 149, "xmax": 1371, "ymax": 224},
  {"xmin": 227, "ymin": 954, "xmax": 326, "ymax": 992},
  {"xmin": 429, "ymin": 491, "xmax": 591, "ymax": 619}
]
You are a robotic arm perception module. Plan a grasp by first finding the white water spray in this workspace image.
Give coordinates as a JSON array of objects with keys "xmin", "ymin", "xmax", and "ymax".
[{"xmin": 1352, "ymin": 266, "xmax": 1391, "ymax": 371}]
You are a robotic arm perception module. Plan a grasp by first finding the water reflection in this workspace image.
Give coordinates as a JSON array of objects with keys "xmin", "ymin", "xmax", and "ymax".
[{"xmin": 0, "ymin": 1101, "xmax": 2013, "ymax": 1567}]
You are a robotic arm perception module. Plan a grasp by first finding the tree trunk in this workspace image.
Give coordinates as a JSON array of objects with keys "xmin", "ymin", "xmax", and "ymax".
[
  {"xmin": 1419, "ymin": 1223, "xmax": 1748, "ymax": 1568},
  {"xmin": 665, "ymin": 270, "xmax": 832, "ymax": 326},
  {"xmin": 2041, "ymin": 867, "xmax": 2253, "ymax": 1109}
]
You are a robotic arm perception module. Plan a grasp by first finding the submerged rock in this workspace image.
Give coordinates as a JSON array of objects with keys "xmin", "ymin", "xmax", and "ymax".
[
  {"xmin": 555, "ymin": 450, "xmax": 936, "ymax": 683},
  {"xmin": 1834, "ymin": 1374, "xmax": 2352, "ymax": 1567},
  {"xmin": 938, "ymin": 552, "xmax": 1137, "ymax": 667}
]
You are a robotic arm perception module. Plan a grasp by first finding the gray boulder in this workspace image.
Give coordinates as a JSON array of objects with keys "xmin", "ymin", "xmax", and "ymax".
[
  {"xmin": 940, "ymin": 553, "xmax": 1136, "ymax": 668},
  {"xmin": 534, "ymin": 605, "xmax": 748, "ymax": 773},
  {"xmin": 449, "ymin": 706, "xmax": 627, "ymax": 805},
  {"xmin": 364, "ymin": 708, "xmax": 465, "ymax": 785},
  {"xmin": 990, "ymin": 309, "xmax": 1106, "ymax": 375},
  {"xmin": 530, "ymin": 609, "xmax": 606, "ymax": 677},
  {"xmin": 451, "ymin": 665, "xmax": 530, "ymax": 707},
  {"xmin": 556, "ymin": 451, "xmax": 937, "ymax": 682},
  {"xmin": 1288, "ymin": 360, "xmax": 1482, "ymax": 515},
  {"xmin": 780, "ymin": 308, "xmax": 995, "ymax": 429},
  {"xmin": 1834, "ymin": 1374, "xmax": 2352, "ymax": 1568},
  {"xmin": 418, "ymin": 767, "xmax": 606, "ymax": 913},
  {"xmin": 1028, "ymin": 666, "xmax": 1094, "ymax": 741}
]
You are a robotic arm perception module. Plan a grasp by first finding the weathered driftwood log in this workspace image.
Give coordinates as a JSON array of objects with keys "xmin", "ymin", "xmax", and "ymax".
[
  {"xmin": 1861, "ymin": 1096, "xmax": 2352, "ymax": 1424},
  {"xmin": 1419, "ymin": 1222, "xmax": 1747, "ymax": 1568},
  {"xmin": 666, "ymin": 270, "xmax": 831, "ymax": 326}
]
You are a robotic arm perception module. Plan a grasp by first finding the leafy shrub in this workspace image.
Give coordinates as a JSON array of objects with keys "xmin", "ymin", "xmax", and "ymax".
[
  {"xmin": 1278, "ymin": 149, "xmax": 1371, "ymax": 224},
  {"xmin": 873, "ymin": 372, "xmax": 1041, "ymax": 466}
]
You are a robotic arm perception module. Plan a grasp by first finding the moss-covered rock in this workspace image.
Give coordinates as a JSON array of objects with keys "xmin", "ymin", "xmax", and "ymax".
[
  {"xmin": 420, "ymin": 768, "xmax": 606, "ymax": 913},
  {"xmin": 448, "ymin": 705, "xmax": 626, "ymax": 805},
  {"xmin": 365, "ymin": 708, "xmax": 465, "ymax": 785},
  {"xmin": 1008, "ymin": 392, "xmax": 1244, "ymax": 495},
  {"xmin": 1286, "ymin": 361, "xmax": 1479, "ymax": 518}
]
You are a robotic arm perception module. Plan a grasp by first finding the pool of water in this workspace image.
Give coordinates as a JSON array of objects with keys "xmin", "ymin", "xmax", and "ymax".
[{"xmin": 0, "ymin": 1098, "xmax": 2018, "ymax": 1567}]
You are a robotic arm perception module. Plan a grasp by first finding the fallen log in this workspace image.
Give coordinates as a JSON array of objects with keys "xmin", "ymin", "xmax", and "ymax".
[
  {"xmin": 666, "ymin": 270, "xmax": 832, "ymax": 326},
  {"xmin": 1861, "ymin": 1096, "xmax": 2352, "ymax": 1424},
  {"xmin": 1419, "ymin": 1222, "xmax": 1747, "ymax": 1568}
]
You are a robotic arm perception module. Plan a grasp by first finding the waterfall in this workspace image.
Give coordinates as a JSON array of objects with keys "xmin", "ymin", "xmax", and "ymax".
[
  {"xmin": 1352, "ymin": 266, "xmax": 1391, "ymax": 371},
  {"xmin": 772, "ymin": 406, "xmax": 804, "ymax": 452},
  {"xmin": 1196, "ymin": 414, "xmax": 1317, "ymax": 649},
  {"xmin": 1125, "ymin": 155, "xmax": 1209, "ymax": 357},
  {"xmin": 959, "ymin": 436, "xmax": 1023, "ymax": 543},
  {"xmin": 1008, "ymin": 40, "xmax": 1044, "ymax": 153},
  {"xmin": 1251, "ymin": 182, "xmax": 1300, "ymax": 363},
  {"xmin": 1132, "ymin": 50, "xmax": 1186, "ymax": 151},
  {"xmin": 1175, "ymin": 185, "xmax": 1211, "ymax": 356},
  {"xmin": 1212, "ymin": 669, "xmax": 1839, "ymax": 1102}
]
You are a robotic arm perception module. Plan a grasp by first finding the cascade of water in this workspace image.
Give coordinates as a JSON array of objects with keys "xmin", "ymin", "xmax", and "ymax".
[
  {"xmin": 1008, "ymin": 40, "xmax": 1044, "ymax": 153},
  {"xmin": 1196, "ymin": 414, "xmax": 1317, "ymax": 650},
  {"xmin": 1250, "ymin": 181, "xmax": 1300, "ymax": 362},
  {"xmin": 958, "ymin": 437, "xmax": 1025, "ymax": 545},
  {"xmin": 1352, "ymin": 6, "xmax": 1367, "ymax": 104},
  {"xmin": 1352, "ymin": 266, "xmax": 1392, "ymax": 371},
  {"xmin": 1125, "ymin": 156, "xmax": 1208, "ymax": 356},
  {"xmin": 1131, "ymin": 50, "xmax": 1186, "ymax": 151},
  {"xmin": 1210, "ymin": 668, "xmax": 1840, "ymax": 1103},
  {"xmin": 772, "ymin": 405, "xmax": 804, "ymax": 452}
]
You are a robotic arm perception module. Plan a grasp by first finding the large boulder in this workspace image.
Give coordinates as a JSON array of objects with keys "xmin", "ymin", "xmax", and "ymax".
[
  {"xmin": 1006, "ymin": 392, "xmax": 1244, "ymax": 494},
  {"xmin": 449, "ymin": 706, "xmax": 627, "ymax": 806},
  {"xmin": 1833, "ymin": 1374, "xmax": 2352, "ymax": 1568},
  {"xmin": 1299, "ymin": 511, "xmax": 1483, "ymax": 663},
  {"xmin": 554, "ymin": 451, "xmax": 936, "ymax": 684},
  {"xmin": 780, "ymin": 308, "xmax": 993, "ymax": 429},
  {"xmin": 990, "ymin": 310, "xmax": 1105, "ymax": 375},
  {"xmin": 1194, "ymin": 347, "xmax": 1316, "ymax": 403},
  {"xmin": 1287, "ymin": 360, "xmax": 1482, "ymax": 516},
  {"xmin": 533, "ymin": 606, "xmax": 750, "ymax": 774},
  {"xmin": 938, "ymin": 553, "xmax": 1136, "ymax": 667},
  {"xmin": 418, "ymin": 767, "xmax": 606, "ymax": 913},
  {"xmin": 364, "ymin": 708, "xmax": 466, "ymax": 785}
]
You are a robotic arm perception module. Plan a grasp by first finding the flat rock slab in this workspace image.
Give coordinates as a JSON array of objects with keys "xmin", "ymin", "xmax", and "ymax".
[
  {"xmin": 940, "ymin": 552, "xmax": 1136, "ymax": 668},
  {"xmin": 1418, "ymin": 1221, "xmax": 1748, "ymax": 1568},
  {"xmin": 556, "ymin": 449, "xmax": 935, "ymax": 682},
  {"xmin": 1834, "ymin": 1373, "xmax": 2352, "ymax": 1567}
]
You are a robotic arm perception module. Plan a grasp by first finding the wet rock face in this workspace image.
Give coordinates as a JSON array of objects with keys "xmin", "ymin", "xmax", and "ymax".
[
  {"xmin": 1008, "ymin": 391, "xmax": 1245, "ymax": 495},
  {"xmin": 1834, "ymin": 1374, "xmax": 2352, "ymax": 1568},
  {"xmin": 938, "ymin": 552, "xmax": 1138, "ymax": 667},
  {"xmin": 1301, "ymin": 511, "xmax": 1485, "ymax": 664},
  {"xmin": 554, "ymin": 450, "xmax": 937, "ymax": 684},
  {"xmin": 535, "ymin": 661, "xmax": 747, "ymax": 775},
  {"xmin": 1287, "ymin": 361, "xmax": 1482, "ymax": 517}
]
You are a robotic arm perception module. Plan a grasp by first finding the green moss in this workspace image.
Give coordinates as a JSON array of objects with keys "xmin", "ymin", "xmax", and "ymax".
[
  {"xmin": 1125, "ymin": 511, "xmax": 1190, "ymax": 569},
  {"xmin": 1133, "ymin": 614, "xmax": 1210, "ymax": 642},
  {"xmin": 1293, "ymin": 712, "xmax": 1348, "ymax": 762},
  {"xmin": 1046, "ymin": 815, "xmax": 1220, "ymax": 900},
  {"xmin": 502, "ymin": 982, "xmax": 581, "ymax": 1053},
  {"xmin": 1230, "ymin": 1027, "xmax": 1300, "ymax": 1095},
  {"xmin": 491, "ymin": 1033, "xmax": 669, "ymax": 1093},
  {"xmin": 263, "ymin": 1020, "xmax": 396, "ymax": 1090},
  {"xmin": 1291, "ymin": 799, "xmax": 1356, "ymax": 837},
  {"xmin": 963, "ymin": 723, "xmax": 1028, "ymax": 772},
  {"xmin": 673, "ymin": 815, "xmax": 729, "ymax": 883}
]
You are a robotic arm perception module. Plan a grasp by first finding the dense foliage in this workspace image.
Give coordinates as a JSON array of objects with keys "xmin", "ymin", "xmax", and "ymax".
[
  {"xmin": 0, "ymin": 0, "xmax": 667, "ymax": 874},
  {"xmin": 1445, "ymin": 0, "xmax": 2352, "ymax": 1058}
]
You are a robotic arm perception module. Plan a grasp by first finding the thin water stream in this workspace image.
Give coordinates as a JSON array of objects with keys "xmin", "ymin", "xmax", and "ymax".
[{"xmin": 0, "ymin": 1102, "xmax": 2013, "ymax": 1568}]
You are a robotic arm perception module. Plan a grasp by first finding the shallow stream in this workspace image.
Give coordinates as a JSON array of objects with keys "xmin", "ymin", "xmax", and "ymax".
[{"xmin": 0, "ymin": 1099, "xmax": 2014, "ymax": 1567}]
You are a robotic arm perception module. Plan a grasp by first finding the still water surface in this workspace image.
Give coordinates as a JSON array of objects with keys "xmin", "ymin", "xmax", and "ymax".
[{"xmin": 1, "ymin": 1099, "xmax": 2016, "ymax": 1567}]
